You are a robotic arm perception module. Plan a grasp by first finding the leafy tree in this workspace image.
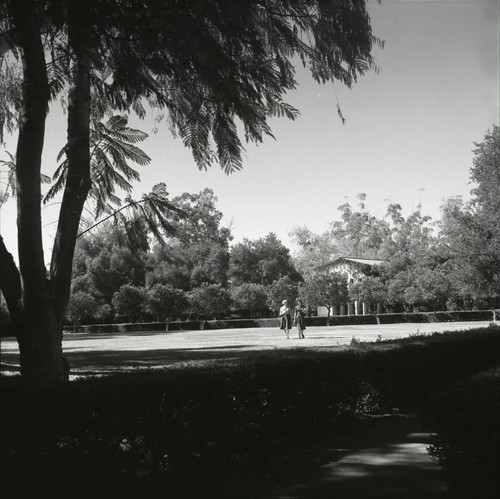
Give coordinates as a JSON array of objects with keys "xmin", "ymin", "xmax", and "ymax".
[
  {"xmin": 170, "ymin": 189, "xmax": 232, "ymax": 247},
  {"xmin": 348, "ymin": 275, "xmax": 387, "ymax": 314},
  {"xmin": 229, "ymin": 233, "xmax": 302, "ymax": 286},
  {"xmin": 330, "ymin": 196, "xmax": 391, "ymax": 259},
  {"xmin": 1, "ymin": 0, "xmax": 380, "ymax": 380},
  {"xmin": 190, "ymin": 242, "xmax": 230, "ymax": 288},
  {"xmin": 111, "ymin": 285, "xmax": 147, "ymax": 323},
  {"xmin": 230, "ymin": 283, "xmax": 269, "ymax": 318},
  {"xmin": 146, "ymin": 189, "xmax": 232, "ymax": 290},
  {"xmin": 145, "ymin": 261, "xmax": 192, "ymax": 292},
  {"xmin": 381, "ymin": 205, "xmax": 436, "ymax": 267},
  {"xmin": 227, "ymin": 241, "xmax": 261, "ymax": 285},
  {"xmin": 145, "ymin": 284, "xmax": 187, "ymax": 322},
  {"xmin": 266, "ymin": 276, "xmax": 299, "ymax": 314},
  {"xmin": 385, "ymin": 271, "xmax": 413, "ymax": 312},
  {"xmin": 65, "ymin": 291, "xmax": 97, "ymax": 329},
  {"xmin": 437, "ymin": 126, "xmax": 500, "ymax": 308},
  {"xmin": 299, "ymin": 271, "xmax": 348, "ymax": 315},
  {"xmin": 71, "ymin": 223, "xmax": 148, "ymax": 304},
  {"xmin": 401, "ymin": 267, "xmax": 452, "ymax": 312},
  {"xmin": 187, "ymin": 283, "xmax": 231, "ymax": 320},
  {"xmin": 289, "ymin": 226, "xmax": 339, "ymax": 275}
]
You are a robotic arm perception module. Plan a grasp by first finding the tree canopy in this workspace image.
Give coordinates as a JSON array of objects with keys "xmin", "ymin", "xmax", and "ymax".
[{"xmin": 1, "ymin": 0, "xmax": 381, "ymax": 380}]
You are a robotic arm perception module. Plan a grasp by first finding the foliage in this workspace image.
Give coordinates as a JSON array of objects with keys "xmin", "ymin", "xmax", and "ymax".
[
  {"xmin": 187, "ymin": 283, "xmax": 231, "ymax": 319},
  {"xmin": 230, "ymin": 283, "xmax": 269, "ymax": 317},
  {"xmin": 145, "ymin": 260, "xmax": 191, "ymax": 292},
  {"xmin": 1, "ymin": 0, "xmax": 381, "ymax": 379},
  {"xmin": 230, "ymin": 233, "xmax": 302, "ymax": 286},
  {"xmin": 426, "ymin": 366, "xmax": 500, "ymax": 498},
  {"xmin": 330, "ymin": 196, "xmax": 392, "ymax": 259},
  {"xmin": 299, "ymin": 271, "xmax": 348, "ymax": 314},
  {"xmin": 66, "ymin": 291, "xmax": 98, "ymax": 326},
  {"xmin": 45, "ymin": 115, "xmax": 149, "ymax": 218},
  {"xmin": 348, "ymin": 275, "xmax": 386, "ymax": 313},
  {"xmin": 0, "ymin": 151, "xmax": 51, "ymax": 205},
  {"xmin": 266, "ymin": 276, "xmax": 299, "ymax": 313},
  {"xmin": 289, "ymin": 226, "xmax": 338, "ymax": 275},
  {"xmin": 436, "ymin": 125, "xmax": 500, "ymax": 308},
  {"xmin": 111, "ymin": 285, "xmax": 147, "ymax": 323},
  {"xmin": 189, "ymin": 242, "xmax": 230, "ymax": 288},
  {"xmin": 145, "ymin": 284, "xmax": 187, "ymax": 322},
  {"xmin": 169, "ymin": 189, "xmax": 232, "ymax": 246},
  {"xmin": 146, "ymin": 189, "xmax": 232, "ymax": 291},
  {"xmin": 72, "ymin": 224, "xmax": 148, "ymax": 305}
]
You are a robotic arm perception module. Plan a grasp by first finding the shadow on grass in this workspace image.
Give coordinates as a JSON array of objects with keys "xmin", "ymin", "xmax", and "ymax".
[
  {"xmin": 63, "ymin": 330, "xmax": 189, "ymax": 341},
  {"xmin": 1, "ymin": 344, "xmax": 283, "ymax": 374}
]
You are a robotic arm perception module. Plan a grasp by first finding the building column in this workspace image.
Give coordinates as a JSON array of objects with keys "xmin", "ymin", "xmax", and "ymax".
[
  {"xmin": 347, "ymin": 302, "xmax": 354, "ymax": 315},
  {"xmin": 362, "ymin": 302, "xmax": 369, "ymax": 315},
  {"xmin": 332, "ymin": 304, "xmax": 338, "ymax": 316},
  {"xmin": 340, "ymin": 302, "xmax": 347, "ymax": 315},
  {"xmin": 355, "ymin": 300, "xmax": 362, "ymax": 315}
]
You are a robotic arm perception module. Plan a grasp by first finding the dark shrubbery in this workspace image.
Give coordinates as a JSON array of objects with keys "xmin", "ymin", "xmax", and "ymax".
[
  {"xmin": 2, "ymin": 326, "xmax": 500, "ymax": 497},
  {"xmin": 376, "ymin": 310, "xmax": 497, "ymax": 324},
  {"xmin": 425, "ymin": 367, "xmax": 500, "ymax": 499}
]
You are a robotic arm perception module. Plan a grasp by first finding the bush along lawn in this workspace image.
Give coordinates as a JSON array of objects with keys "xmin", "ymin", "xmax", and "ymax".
[
  {"xmin": 424, "ymin": 365, "xmax": 500, "ymax": 499},
  {"xmin": 1, "ymin": 325, "xmax": 500, "ymax": 498}
]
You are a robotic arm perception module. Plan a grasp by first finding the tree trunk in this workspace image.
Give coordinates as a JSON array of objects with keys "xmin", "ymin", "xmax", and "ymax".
[
  {"xmin": 6, "ymin": 0, "xmax": 66, "ymax": 380},
  {"xmin": 50, "ymin": 1, "xmax": 91, "ymax": 324},
  {"xmin": 3, "ymin": 0, "xmax": 92, "ymax": 381}
]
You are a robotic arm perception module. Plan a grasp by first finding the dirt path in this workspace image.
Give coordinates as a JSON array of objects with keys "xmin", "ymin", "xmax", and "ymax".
[{"xmin": 260, "ymin": 414, "xmax": 447, "ymax": 499}]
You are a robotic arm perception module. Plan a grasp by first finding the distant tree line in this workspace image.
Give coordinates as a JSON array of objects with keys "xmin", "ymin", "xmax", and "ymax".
[
  {"xmin": 57, "ymin": 126, "xmax": 499, "ymax": 324},
  {"xmin": 2, "ymin": 127, "xmax": 497, "ymax": 329},
  {"xmin": 62, "ymin": 188, "xmax": 304, "ymax": 324},
  {"xmin": 292, "ymin": 125, "xmax": 500, "ymax": 314}
]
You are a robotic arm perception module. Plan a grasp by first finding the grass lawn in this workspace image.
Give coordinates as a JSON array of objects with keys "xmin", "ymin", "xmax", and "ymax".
[{"xmin": 0, "ymin": 320, "xmax": 492, "ymax": 377}]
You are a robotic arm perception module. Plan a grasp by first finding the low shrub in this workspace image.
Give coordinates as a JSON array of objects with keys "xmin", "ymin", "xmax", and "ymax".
[
  {"xmin": 425, "ymin": 367, "xmax": 500, "ymax": 498},
  {"xmin": 377, "ymin": 310, "xmax": 495, "ymax": 324},
  {"xmin": 1, "ymin": 352, "xmax": 367, "ymax": 498},
  {"xmin": 2, "ymin": 326, "xmax": 500, "ymax": 497}
]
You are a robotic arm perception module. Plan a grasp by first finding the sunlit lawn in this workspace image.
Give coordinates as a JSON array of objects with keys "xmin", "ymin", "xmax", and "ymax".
[{"xmin": 0, "ymin": 321, "xmax": 491, "ymax": 377}]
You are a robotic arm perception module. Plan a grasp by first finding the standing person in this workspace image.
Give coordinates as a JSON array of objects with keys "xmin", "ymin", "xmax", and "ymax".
[
  {"xmin": 279, "ymin": 299, "xmax": 291, "ymax": 339},
  {"xmin": 294, "ymin": 298, "xmax": 306, "ymax": 339}
]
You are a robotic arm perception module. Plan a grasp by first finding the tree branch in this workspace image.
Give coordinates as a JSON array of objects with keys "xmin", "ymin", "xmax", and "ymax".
[{"xmin": 76, "ymin": 198, "xmax": 142, "ymax": 239}]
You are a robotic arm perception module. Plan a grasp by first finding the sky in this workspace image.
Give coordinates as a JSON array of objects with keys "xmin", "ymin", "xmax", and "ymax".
[{"xmin": 1, "ymin": 0, "xmax": 499, "ymax": 260}]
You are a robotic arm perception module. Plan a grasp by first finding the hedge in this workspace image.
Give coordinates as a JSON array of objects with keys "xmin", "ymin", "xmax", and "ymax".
[
  {"xmin": 2, "ymin": 326, "xmax": 500, "ymax": 498},
  {"xmin": 58, "ymin": 309, "xmax": 499, "ymax": 336},
  {"xmin": 425, "ymin": 366, "xmax": 500, "ymax": 498}
]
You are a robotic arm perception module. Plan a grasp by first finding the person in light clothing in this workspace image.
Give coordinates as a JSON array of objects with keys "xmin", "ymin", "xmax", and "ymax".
[{"xmin": 279, "ymin": 299, "xmax": 291, "ymax": 339}]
